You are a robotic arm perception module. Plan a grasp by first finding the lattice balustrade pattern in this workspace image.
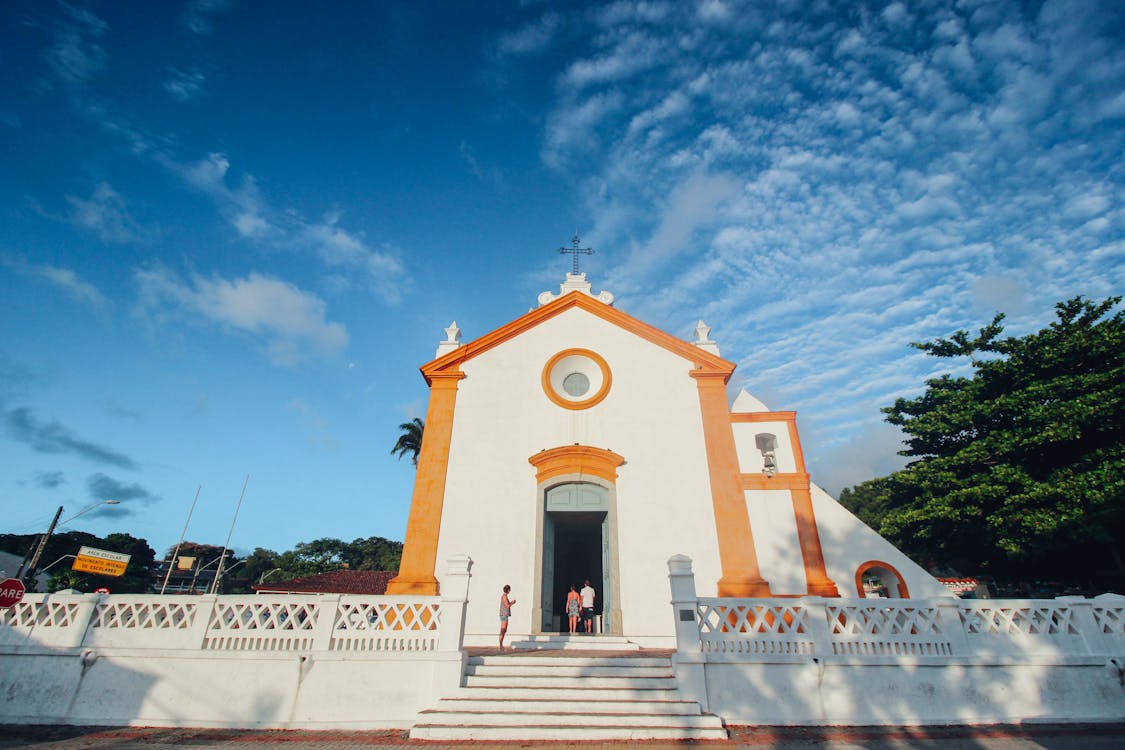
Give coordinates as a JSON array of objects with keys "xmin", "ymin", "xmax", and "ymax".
[
  {"xmin": 0, "ymin": 598, "xmax": 85, "ymax": 646},
  {"xmin": 957, "ymin": 602, "xmax": 1088, "ymax": 655},
  {"xmin": 1, "ymin": 598, "xmax": 82, "ymax": 629},
  {"xmin": 84, "ymin": 599, "xmax": 200, "ymax": 648},
  {"xmin": 332, "ymin": 597, "xmax": 439, "ymax": 652},
  {"xmin": 959, "ymin": 603, "xmax": 1079, "ymax": 635},
  {"xmin": 1093, "ymin": 605, "xmax": 1125, "ymax": 636},
  {"xmin": 697, "ymin": 602, "xmax": 814, "ymax": 655},
  {"xmin": 827, "ymin": 603, "xmax": 952, "ymax": 656},
  {"xmin": 0, "ymin": 593, "xmax": 444, "ymax": 653},
  {"xmin": 93, "ymin": 600, "xmax": 197, "ymax": 629},
  {"xmin": 204, "ymin": 599, "xmax": 321, "ymax": 651}
]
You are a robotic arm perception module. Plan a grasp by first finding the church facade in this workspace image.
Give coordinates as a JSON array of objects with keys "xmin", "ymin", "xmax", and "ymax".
[{"xmin": 387, "ymin": 273, "xmax": 948, "ymax": 646}]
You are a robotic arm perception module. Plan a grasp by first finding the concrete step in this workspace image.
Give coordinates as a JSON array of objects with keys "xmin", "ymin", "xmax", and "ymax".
[
  {"xmin": 410, "ymin": 724, "xmax": 729, "ymax": 741},
  {"xmin": 450, "ymin": 686, "xmax": 682, "ymax": 701},
  {"xmin": 464, "ymin": 674, "xmax": 677, "ymax": 689},
  {"xmin": 468, "ymin": 654, "xmax": 670, "ymax": 668},
  {"xmin": 466, "ymin": 663, "xmax": 672, "ymax": 678},
  {"xmin": 430, "ymin": 698, "xmax": 704, "ymax": 715},
  {"xmin": 416, "ymin": 710, "xmax": 724, "ymax": 729},
  {"xmin": 512, "ymin": 635, "xmax": 641, "ymax": 651},
  {"xmin": 410, "ymin": 649, "xmax": 726, "ymax": 742}
]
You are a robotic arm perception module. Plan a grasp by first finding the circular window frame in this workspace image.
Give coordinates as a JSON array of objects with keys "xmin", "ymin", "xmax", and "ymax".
[{"xmin": 541, "ymin": 348, "xmax": 612, "ymax": 410}]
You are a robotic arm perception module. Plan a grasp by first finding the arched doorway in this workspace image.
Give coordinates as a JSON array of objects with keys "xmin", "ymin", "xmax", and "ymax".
[
  {"xmin": 532, "ymin": 481, "xmax": 623, "ymax": 635},
  {"xmin": 528, "ymin": 446, "xmax": 624, "ymax": 636}
]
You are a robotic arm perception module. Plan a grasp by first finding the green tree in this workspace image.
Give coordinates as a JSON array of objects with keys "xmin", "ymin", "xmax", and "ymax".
[
  {"xmin": 391, "ymin": 417, "xmax": 424, "ymax": 466},
  {"xmin": 842, "ymin": 297, "xmax": 1124, "ymax": 584}
]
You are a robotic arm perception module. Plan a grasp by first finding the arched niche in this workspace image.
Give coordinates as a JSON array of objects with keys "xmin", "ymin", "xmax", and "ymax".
[{"xmin": 855, "ymin": 560, "xmax": 911, "ymax": 599}]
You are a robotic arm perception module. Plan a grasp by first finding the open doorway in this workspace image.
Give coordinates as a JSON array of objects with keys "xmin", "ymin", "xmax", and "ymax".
[{"xmin": 538, "ymin": 483, "xmax": 614, "ymax": 633}]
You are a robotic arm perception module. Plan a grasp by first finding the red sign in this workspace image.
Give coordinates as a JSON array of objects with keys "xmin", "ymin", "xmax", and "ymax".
[
  {"xmin": 94, "ymin": 587, "xmax": 110, "ymax": 595},
  {"xmin": 0, "ymin": 577, "xmax": 26, "ymax": 608}
]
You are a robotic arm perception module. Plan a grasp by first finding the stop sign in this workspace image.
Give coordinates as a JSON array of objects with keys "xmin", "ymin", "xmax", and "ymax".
[{"xmin": 0, "ymin": 577, "xmax": 25, "ymax": 608}]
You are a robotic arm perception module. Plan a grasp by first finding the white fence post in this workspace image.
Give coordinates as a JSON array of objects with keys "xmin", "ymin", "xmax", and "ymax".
[
  {"xmin": 1059, "ymin": 597, "xmax": 1104, "ymax": 656},
  {"xmin": 189, "ymin": 595, "xmax": 217, "ymax": 649},
  {"xmin": 311, "ymin": 595, "xmax": 341, "ymax": 652},
  {"xmin": 65, "ymin": 593, "xmax": 101, "ymax": 648},
  {"xmin": 800, "ymin": 597, "xmax": 834, "ymax": 658},
  {"xmin": 430, "ymin": 554, "xmax": 472, "ymax": 699},
  {"xmin": 668, "ymin": 554, "xmax": 708, "ymax": 711},
  {"xmin": 934, "ymin": 599, "xmax": 969, "ymax": 657}
]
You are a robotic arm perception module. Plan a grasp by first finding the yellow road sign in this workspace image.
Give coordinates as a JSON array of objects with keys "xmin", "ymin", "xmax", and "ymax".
[{"xmin": 73, "ymin": 546, "xmax": 130, "ymax": 578}]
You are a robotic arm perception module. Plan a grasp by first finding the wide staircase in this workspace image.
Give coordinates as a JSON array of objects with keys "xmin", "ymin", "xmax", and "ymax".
[{"xmin": 410, "ymin": 641, "xmax": 727, "ymax": 741}]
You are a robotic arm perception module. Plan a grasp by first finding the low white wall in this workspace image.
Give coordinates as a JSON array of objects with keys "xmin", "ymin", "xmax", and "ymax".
[
  {"xmin": 668, "ymin": 555, "xmax": 1125, "ymax": 726},
  {"xmin": 0, "ymin": 560, "xmax": 473, "ymax": 730},
  {"xmin": 0, "ymin": 648, "xmax": 445, "ymax": 729},
  {"xmin": 702, "ymin": 660, "xmax": 1125, "ymax": 725}
]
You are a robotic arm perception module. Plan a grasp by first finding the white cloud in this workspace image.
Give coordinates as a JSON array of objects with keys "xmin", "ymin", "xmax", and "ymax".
[
  {"xmin": 497, "ymin": 12, "xmax": 560, "ymax": 56},
  {"xmin": 184, "ymin": 0, "xmax": 234, "ymax": 34},
  {"xmin": 1, "ymin": 256, "xmax": 106, "ymax": 309},
  {"xmin": 135, "ymin": 267, "xmax": 348, "ymax": 366},
  {"xmin": 163, "ymin": 67, "xmax": 206, "ymax": 102},
  {"xmin": 46, "ymin": 3, "xmax": 107, "ymax": 84},
  {"xmin": 560, "ymin": 31, "xmax": 661, "ymax": 90},
  {"xmin": 521, "ymin": 0, "xmax": 1123, "ymax": 489},
  {"xmin": 65, "ymin": 182, "xmax": 141, "ymax": 243}
]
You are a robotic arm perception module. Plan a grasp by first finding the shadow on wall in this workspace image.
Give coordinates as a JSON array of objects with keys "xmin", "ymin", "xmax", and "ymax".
[
  {"xmin": 810, "ymin": 487, "xmax": 942, "ymax": 599},
  {"xmin": 0, "ymin": 593, "xmax": 293, "ymax": 729}
]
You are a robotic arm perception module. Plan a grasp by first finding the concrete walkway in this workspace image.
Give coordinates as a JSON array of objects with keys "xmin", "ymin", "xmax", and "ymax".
[{"xmin": 2, "ymin": 724, "xmax": 1125, "ymax": 749}]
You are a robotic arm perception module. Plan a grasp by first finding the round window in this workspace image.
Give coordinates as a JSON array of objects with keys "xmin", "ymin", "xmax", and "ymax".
[
  {"xmin": 562, "ymin": 372, "xmax": 590, "ymax": 397},
  {"xmin": 541, "ymin": 348, "xmax": 612, "ymax": 410}
]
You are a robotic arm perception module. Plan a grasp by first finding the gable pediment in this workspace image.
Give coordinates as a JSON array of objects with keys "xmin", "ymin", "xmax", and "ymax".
[{"xmin": 420, "ymin": 290, "xmax": 735, "ymax": 384}]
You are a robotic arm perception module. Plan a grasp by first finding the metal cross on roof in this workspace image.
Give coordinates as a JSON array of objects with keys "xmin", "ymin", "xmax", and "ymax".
[{"xmin": 558, "ymin": 234, "xmax": 594, "ymax": 274}]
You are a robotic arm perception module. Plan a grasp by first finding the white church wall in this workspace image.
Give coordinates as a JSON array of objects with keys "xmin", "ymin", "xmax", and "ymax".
[
  {"xmin": 744, "ymin": 490, "xmax": 806, "ymax": 594},
  {"xmin": 435, "ymin": 307, "xmax": 724, "ymax": 645},
  {"xmin": 809, "ymin": 483, "xmax": 951, "ymax": 599}
]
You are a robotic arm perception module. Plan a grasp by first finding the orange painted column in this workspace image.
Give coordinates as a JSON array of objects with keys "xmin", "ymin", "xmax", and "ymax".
[
  {"xmin": 385, "ymin": 370, "xmax": 465, "ymax": 595},
  {"xmin": 784, "ymin": 418, "xmax": 839, "ymax": 597},
  {"xmin": 691, "ymin": 370, "xmax": 772, "ymax": 597}
]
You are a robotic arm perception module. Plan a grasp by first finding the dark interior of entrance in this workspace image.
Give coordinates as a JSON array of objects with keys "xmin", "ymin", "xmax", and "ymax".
[{"xmin": 546, "ymin": 511, "xmax": 604, "ymax": 632}]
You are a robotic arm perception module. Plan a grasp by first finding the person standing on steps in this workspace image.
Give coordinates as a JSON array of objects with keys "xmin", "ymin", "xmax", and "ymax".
[
  {"xmin": 499, "ymin": 585, "xmax": 516, "ymax": 649},
  {"xmin": 565, "ymin": 585, "xmax": 581, "ymax": 633},
  {"xmin": 580, "ymin": 579, "xmax": 596, "ymax": 634}
]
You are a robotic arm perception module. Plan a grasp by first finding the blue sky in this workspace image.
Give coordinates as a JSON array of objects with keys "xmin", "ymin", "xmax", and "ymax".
[{"xmin": 1, "ymin": 0, "xmax": 1122, "ymax": 559}]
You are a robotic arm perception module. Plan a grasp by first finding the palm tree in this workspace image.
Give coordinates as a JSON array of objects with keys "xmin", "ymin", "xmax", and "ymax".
[{"xmin": 391, "ymin": 418, "xmax": 424, "ymax": 466}]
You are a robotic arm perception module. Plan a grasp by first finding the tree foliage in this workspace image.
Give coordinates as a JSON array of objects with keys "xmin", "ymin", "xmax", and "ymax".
[
  {"xmin": 222, "ymin": 536, "xmax": 404, "ymax": 592},
  {"xmin": 391, "ymin": 417, "xmax": 424, "ymax": 466},
  {"xmin": 0, "ymin": 530, "xmax": 156, "ymax": 593},
  {"xmin": 840, "ymin": 297, "xmax": 1124, "ymax": 583}
]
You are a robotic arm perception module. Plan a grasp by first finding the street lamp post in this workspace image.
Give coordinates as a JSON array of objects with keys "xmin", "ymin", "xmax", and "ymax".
[{"xmin": 17, "ymin": 499, "xmax": 120, "ymax": 586}]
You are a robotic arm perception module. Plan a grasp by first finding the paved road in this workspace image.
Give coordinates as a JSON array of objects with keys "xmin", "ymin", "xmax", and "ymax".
[{"xmin": 2, "ymin": 724, "xmax": 1125, "ymax": 749}]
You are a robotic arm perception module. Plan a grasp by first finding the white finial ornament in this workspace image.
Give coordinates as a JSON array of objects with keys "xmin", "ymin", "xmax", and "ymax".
[
  {"xmin": 436, "ymin": 321, "xmax": 462, "ymax": 357},
  {"xmin": 538, "ymin": 272, "xmax": 615, "ymax": 306},
  {"xmin": 538, "ymin": 234, "xmax": 614, "ymax": 306},
  {"xmin": 693, "ymin": 320, "xmax": 720, "ymax": 356}
]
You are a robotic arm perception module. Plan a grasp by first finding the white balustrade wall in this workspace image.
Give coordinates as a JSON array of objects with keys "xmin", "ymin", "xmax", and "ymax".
[
  {"xmin": 668, "ymin": 555, "xmax": 1125, "ymax": 726},
  {"xmin": 0, "ymin": 555, "xmax": 473, "ymax": 729}
]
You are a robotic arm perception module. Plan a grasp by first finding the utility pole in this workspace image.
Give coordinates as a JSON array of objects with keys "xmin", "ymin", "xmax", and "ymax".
[{"xmin": 17, "ymin": 505, "xmax": 63, "ymax": 586}]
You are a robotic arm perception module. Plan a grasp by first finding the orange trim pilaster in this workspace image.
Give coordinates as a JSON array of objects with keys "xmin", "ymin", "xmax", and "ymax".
[
  {"xmin": 691, "ymin": 370, "xmax": 771, "ymax": 597},
  {"xmin": 385, "ymin": 370, "xmax": 465, "ymax": 596},
  {"xmin": 788, "ymin": 474, "xmax": 839, "ymax": 597}
]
